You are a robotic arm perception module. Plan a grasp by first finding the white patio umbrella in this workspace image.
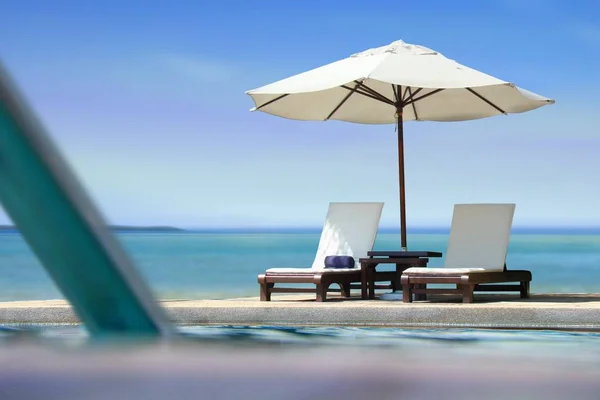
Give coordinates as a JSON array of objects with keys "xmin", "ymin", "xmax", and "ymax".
[{"xmin": 246, "ymin": 39, "xmax": 554, "ymax": 250}]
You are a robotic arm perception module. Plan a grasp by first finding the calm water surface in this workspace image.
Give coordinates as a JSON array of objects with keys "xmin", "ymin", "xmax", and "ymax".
[{"xmin": 0, "ymin": 231, "xmax": 599, "ymax": 301}]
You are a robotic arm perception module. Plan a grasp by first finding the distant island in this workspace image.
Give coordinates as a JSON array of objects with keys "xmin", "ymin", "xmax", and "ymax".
[
  {"xmin": 110, "ymin": 225, "xmax": 186, "ymax": 232},
  {"xmin": 0, "ymin": 225, "xmax": 186, "ymax": 232}
]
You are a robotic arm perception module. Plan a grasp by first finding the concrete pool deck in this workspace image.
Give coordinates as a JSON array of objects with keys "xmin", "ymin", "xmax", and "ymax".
[{"xmin": 2, "ymin": 293, "xmax": 600, "ymax": 330}]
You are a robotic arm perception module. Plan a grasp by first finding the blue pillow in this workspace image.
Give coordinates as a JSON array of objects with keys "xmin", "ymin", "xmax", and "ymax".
[{"xmin": 324, "ymin": 255, "xmax": 355, "ymax": 269}]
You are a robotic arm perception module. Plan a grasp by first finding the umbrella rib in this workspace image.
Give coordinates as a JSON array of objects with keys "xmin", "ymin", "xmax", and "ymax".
[
  {"xmin": 255, "ymin": 94, "xmax": 289, "ymax": 111},
  {"xmin": 354, "ymin": 80, "xmax": 395, "ymax": 105},
  {"xmin": 466, "ymin": 88, "xmax": 506, "ymax": 114},
  {"xmin": 404, "ymin": 88, "xmax": 444, "ymax": 106},
  {"xmin": 397, "ymin": 85, "xmax": 402, "ymax": 105},
  {"xmin": 356, "ymin": 88, "xmax": 391, "ymax": 104},
  {"xmin": 401, "ymin": 87, "xmax": 423, "ymax": 105},
  {"xmin": 341, "ymin": 85, "xmax": 382, "ymax": 102},
  {"xmin": 392, "ymin": 84, "xmax": 404, "ymax": 104},
  {"xmin": 407, "ymin": 87, "xmax": 419, "ymax": 120},
  {"xmin": 341, "ymin": 85, "xmax": 394, "ymax": 105},
  {"xmin": 326, "ymin": 82, "xmax": 360, "ymax": 120},
  {"xmin": 402, "ymin": 86, "xmax": 410, "ymax": 103}
]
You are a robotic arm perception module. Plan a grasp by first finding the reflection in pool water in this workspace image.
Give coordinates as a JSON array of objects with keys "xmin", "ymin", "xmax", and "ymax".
[
  {"xmin": 4, "ymin": 324, "xmax": 600, "ymax": 351},
  {"xmin": 2, "ymin": 325, "xmax": 600, "ymax": 399}
]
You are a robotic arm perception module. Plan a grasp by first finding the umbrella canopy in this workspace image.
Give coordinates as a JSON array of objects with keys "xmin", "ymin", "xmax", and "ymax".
[{"xmin": 246, "ymin": 39, "xmax": 554, "ymax": 249}]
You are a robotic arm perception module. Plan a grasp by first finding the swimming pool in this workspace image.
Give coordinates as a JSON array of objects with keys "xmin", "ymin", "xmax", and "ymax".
[
  {"xmin": 4, "ymin": 324, "xmax": 600, "ymax": 351},
  {"xmin": 2, "ymin": 325, "xmax": 600, "ymax": 399}
]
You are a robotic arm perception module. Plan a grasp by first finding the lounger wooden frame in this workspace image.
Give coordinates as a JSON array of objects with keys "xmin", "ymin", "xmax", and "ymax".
[
  {"xmin": 401, "ymin": 267, "xmax": 532, "ymax": 303},
  {"xmin": 258, "ymin": 202, "xmax": 385, "ymax": 302},
  {"xmin": 258, "ymin": 270, "xmax": 397, "ymax": 302},
  {"xmin": 401, "ymin": 204, "xmax": 532, "ymax": 304}
]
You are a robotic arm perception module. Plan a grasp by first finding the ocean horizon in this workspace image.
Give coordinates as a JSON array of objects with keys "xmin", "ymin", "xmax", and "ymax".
[
  {"xmin": 180, "ymin": 226, "xmax": 600, "ymax": 234},
  {"xmin": 3, "ymin": 225, "xmax": 600, "ymax": 234}
]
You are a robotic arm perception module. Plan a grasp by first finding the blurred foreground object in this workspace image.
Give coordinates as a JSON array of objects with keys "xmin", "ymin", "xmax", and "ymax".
[
  {"xmin": 0, "ymin": 342, "xmax": 598, "ymax": 400},
  {"xmin": 0, "ymin": 61, "xmax": 173, "ymax": 338}
]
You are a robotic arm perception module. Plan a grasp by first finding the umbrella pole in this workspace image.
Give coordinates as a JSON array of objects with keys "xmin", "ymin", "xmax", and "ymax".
[{"xmin": 396, "ymin": 106, "xmax": 407, "ymax": 251}]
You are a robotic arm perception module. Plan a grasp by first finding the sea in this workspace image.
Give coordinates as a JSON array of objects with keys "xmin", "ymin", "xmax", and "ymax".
[{"xmin": 1, "ymin": 228, "xmax": 600, "ymax": 301}]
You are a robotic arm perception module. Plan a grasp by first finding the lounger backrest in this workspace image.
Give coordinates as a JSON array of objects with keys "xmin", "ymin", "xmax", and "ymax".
[
  {"xmin": 310, "ymin": 202, "xmax": 384, "ymax": 270},
  {"xmin": 444, "ymin": 203, "xmax": 515, "ymax": 271}
]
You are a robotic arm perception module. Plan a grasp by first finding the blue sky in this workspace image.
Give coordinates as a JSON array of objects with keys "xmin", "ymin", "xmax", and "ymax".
[{"xmin": 0, "ymin": 0, "xmax": 599, "ymax": 229}]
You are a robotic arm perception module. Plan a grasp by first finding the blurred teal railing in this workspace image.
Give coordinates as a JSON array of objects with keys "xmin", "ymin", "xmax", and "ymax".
[{"xmin": 0, "ymin": 61, "xmax": 173, "ymax": 338}]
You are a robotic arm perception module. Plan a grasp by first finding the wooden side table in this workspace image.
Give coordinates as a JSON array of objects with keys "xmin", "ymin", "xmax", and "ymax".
[{"xmin": 359, "ymin": 251, "xmax": 443, "ymax": 300}]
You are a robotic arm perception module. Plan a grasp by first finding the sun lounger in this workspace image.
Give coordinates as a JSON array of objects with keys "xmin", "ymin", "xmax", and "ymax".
[
  {"xmin": 401, "ymin": 203, "xmax": 532, "ymax": 303},
  {"xmin": 258, "ymin": 202, "xmax": 386, "ymax": 301}
]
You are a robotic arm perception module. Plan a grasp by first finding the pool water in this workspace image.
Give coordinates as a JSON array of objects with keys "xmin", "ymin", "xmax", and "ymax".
[
  {"xmin": 3, "ymin": 324, "xmax": 600, "ymax": 355},
  {"xmin": 2, "ymin": 325, "xmax": 600, "ymax": 400}
]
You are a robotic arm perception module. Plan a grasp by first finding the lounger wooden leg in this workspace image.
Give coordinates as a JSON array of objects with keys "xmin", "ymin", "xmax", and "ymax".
[
  {"xmin": 316, "ymin": 283, "xmax": 329, "ymax": 302},
  {"xmin": 368, "ymin": 267, "xmax": 376, "ymax": 300},
  {"xmin": 462, "ymin": 284, "xmax": 475, "ymax": 303},
  {"xmin": 520, "ymin": 281, "xmax": 530, "ymax": 299},
  {"xmin": 340, "ymin": 283, "xmax": 351, "ymax": 298},
  {"xmin": 401, "ymin": 275, "xmax": 412, "ymax": 303},
  {"xmin": 259, "ymin": 282, "xmax": 273, "ymax": 301},
  {"xmin": 415, "ymin": 284, "xmax": 426, "ymax": 301}
]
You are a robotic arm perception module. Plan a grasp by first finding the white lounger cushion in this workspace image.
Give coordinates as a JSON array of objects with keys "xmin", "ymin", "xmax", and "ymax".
[
  {"xmin": 266, "ymin": 267, "xmax": 360, "ymax": 274},
  {"xmin": 403, "ymin": 267, "xmax": 488, "ymax": 274},
  {"xmin": 265, "ymin": 202, "xmax": 383, "ymax": 275},
  {"xmin": 405, "ymin": 203, "xmax": 515, "ymax": 275}
]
